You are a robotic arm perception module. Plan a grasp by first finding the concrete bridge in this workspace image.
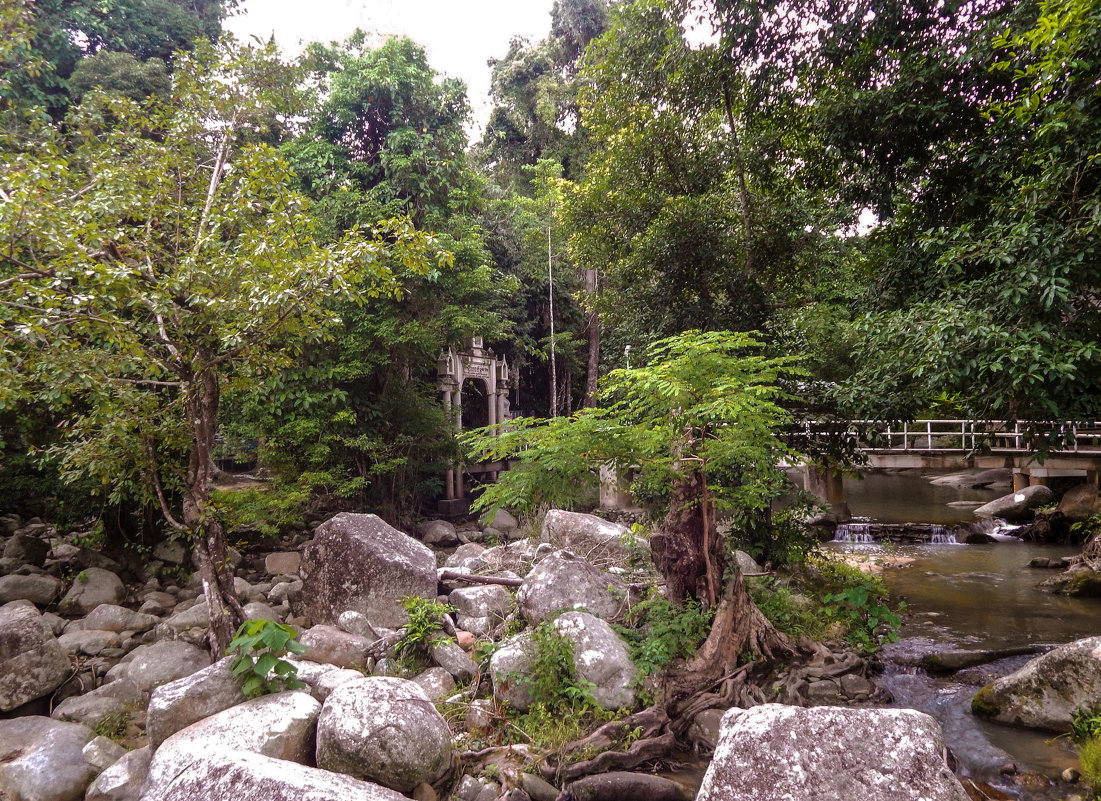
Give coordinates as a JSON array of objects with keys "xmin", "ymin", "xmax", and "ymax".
[{"xmin": 800, "ymin": 419, "xmax": 1101, "ymax": 518}]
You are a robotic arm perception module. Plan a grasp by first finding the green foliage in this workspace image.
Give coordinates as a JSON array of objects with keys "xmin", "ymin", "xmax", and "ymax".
[
  {"xmin": 1080, "ymin": 737, "xmax": 1101, "ymax": 796},
  {"xmin": 395, "ymin": 596, "xmax": 454, "ymax": 666},
  {"xmin": 92, "ymin": 709, "xmax": 131, "ymax": 743},
  {"xmin": 749, "ymin": 578, "xmax": 831, "ymax": 641},
  {"xmin": 614, "ymin": 589, "xmax": 712, "ymax": 677},
  {"xmin": 814, "ymin": 556, "xmax": 902, "ymax": 651},
  {"xmin": 1072, "ymin": 705, "xmax": 1101, "ymax": 743},
  {"xmin": 227, "ymin": 619, "xmax": 308, "ymax": 699},
  {"xmin": 211, "ymin": 486, "xmax": 308, "ymax": 539},
  {"xmin": 523, "ymin": 621, "xmax": 596, "ymax": 712}
]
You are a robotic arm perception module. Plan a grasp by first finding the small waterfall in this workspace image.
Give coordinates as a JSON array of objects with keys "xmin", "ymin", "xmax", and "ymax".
[
  {"xmin": 929, "ymin": 525, "xmax": 958, "ymax": 545},
  {"xmin": 834, "ymin": 523, "xmax": 874, "ymax": 543},
  {"xmin": 969, "ymin": 518, "xmax": 1023, "ymax": 541}
]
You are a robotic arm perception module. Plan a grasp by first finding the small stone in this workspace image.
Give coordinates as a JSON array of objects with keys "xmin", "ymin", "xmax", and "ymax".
[
  {"xmin": 455, "ymin": 630, "xmax": 476, "ymax": 650},
  {"xmin": 466, "ymin": 698, "xmax": 494, "ymax": 732},
  {"xmin": 1062, "ymin": 767, "xmax": 1081, "ymax": 783}
]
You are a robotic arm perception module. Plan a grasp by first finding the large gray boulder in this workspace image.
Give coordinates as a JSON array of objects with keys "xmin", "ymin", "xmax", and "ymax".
[
  {"xmin": 145, "ymin": 691, "xmax": 321, "ymax": 794},
  {"xmin": 297, "ymin": 624, "xmax": 372, "ymax": 671},
  {"xmin": 67, "ymin": 604, "xmax": 158, "ymax": 634},
  {"xmin": 1060, "ymin": 483, "xmax": 1101, "ymax": 523},
  {"xmin": 0, "ymin": 573, "xmax": 65, "ymax": 606},
  {"xmin": 0, "ymin": 716, "xmax": 98, "ymax": 801},
  {"xmin": 140, "ymin": 750, "xmax": 407, "ymax": 801},
  {"xmin": 541, "ymin": 510, "xmax": 642, "ymax": 563},
  {"xmin": 3, "ymin": 533, "xmax": 49, "ymax": 566},
  {"xmin": 489, "ymin": 612, "xmax": 636, "ymax": 712},
  {"xmin": 516, "ymin": 550, "xmax": 631, "ymax": 624},
  {"xmin": 121, "ymin": 640, "xmax": 210, "ymax": 694},
  {"xmin": 315, "ymin": 676, "xmax": 451, "ymax": 793},
  {"xmin": 0, "ymin": 599, "xmax": 70, "ymax": 711},
  {"xmin": 299, "ymin": 513, "xmax": 436, "ymax": 628},
  {"xmin": 85, "ymin": 746, "xmax": 151, "ymax": 801},
  {"xmin": 146, "ymin": 657, "xmax": 247, "ymax": 748},
  {"xmin": 52, "ymin": 678, "xmax": 144, "ymax": 730},
  {"xmin": 697, "ymin": 705, "xmax": 968, "ymax": 801},
  {"xmin": 972, "ymin": 485, "xmax": 1054, "ymax": 523},
  {"xmin": 449, "ymin": 584, "xmax": 513, "ymax": 635},
  {"xmin": 971, "ymin": 635, "xmax": 1101, "ymax": 731},
  {"xmin": 58, "ymin": 567, "xmax": 126, "ymax": 616}
]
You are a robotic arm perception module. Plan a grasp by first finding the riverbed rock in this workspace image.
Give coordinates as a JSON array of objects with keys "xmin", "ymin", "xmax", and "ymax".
[
  {"xmin": 67, "ymin": 604, "xmax": 159, "ymax": 634},
  {"xmin": 449, "ymin": 584, "xmax": 513, "ymax": 635},
  {"xmin": 0, "ymin": 716, "xmax": 99, "ymax": 801},
  {"xmin": 85, "ymin": 746, "xmax": 151, "ymax": 801},
  {"xmin": 697, "ymin": 705, "xmax": 968, "ymax": 801},
  {"xmin": 1038, "ymin": 564, "xmax": 1101, "ymax": 597},
  {"xmin": 419, "ymin": 520, "xmax": 462, "ymax": 548},
  {"xmin": 119, "ymin": 639, "xmax": 210, "ymax": 693},
  {"xmin": 971, "ymin": 635, "xmax": 1101, "ymax": 731},
  {"xmin": 57, "ymin": 628, "xmax": 122, "ymax": 656},
  {"xmin": 490, "ymin": 612, "xmax": 636, "ymax": 711},
  {"xmin": 0, "ymin": 599, "xmax": 70, "ymax": 710},
  {"xmin": 145, "ymin": 691, "xmax": 321, "ymax": 793},
  {"xmin": 0, "ymin": 573, "xmax": 65, "ymax": 605},
  {"xmin": 540, "ymin": 510, "xmax": 641, "ymax": 563},
  {"xmin": 58, "ymin": 567, "xmax": 126, "ymax": 616},
  {"xmin": 297, "ymin": 624, "xmax": 373, "ymax": 671},
  {"xmin": 3, "ymin": 533, "xmax": 50, "ymax": 566},
  {"xmin": 299, "ymin": 513, "xmax": 436, "ymax": 629},
  {"xmin": 516, "ymin": 550, "xmax": 631, "ymax": 624},
  {"xmin": 141, "ymin": 750, "xmax": 408, "ymax": 801},
  {"xmin": 146, "ymin": 657, "xmax": 247, "ymax": 748},
  {"xmin": 973, "ymin": 485, "xmax": 1055, "ymax": 523},
  {"xmin": 51, "ymin": 677, "xmax": 144, "ymax": 729},
  {"xmin": 565, "ymin": 772, "xmax": 687, "ymax": 801},
  {"xmin": 430, "ymin": 639, "xmax": 478, "ymax": 682},
  {"xmin": 1059, "ymin": 484, "xmax": 1101, "ymax": 523},
  {"xmin": 316, "ymin": 676, "xmax": 451, "ymax": 792},
  {"xmin": 264, "ymin": 551, "xmax": 302, "ymax": 576}
]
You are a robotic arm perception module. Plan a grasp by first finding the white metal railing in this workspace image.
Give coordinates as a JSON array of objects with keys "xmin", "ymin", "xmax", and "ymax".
[{"xmin": 808, "ymin": 420, "xmax": 1101, "ymax": 455}]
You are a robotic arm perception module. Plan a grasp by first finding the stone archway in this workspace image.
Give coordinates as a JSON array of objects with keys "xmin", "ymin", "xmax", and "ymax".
[{"xmin": 437, "ymin": 337, "xmax": 512, "ymax": 515}]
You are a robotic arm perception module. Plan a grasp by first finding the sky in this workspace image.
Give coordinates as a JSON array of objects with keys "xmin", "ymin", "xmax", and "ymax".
[{"xmin": 224, "ymin": 0, "xmax": 557, "ymax": 132}]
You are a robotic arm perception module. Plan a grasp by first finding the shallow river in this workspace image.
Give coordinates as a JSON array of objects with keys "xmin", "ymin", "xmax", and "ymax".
[{"xmin": 828, "ymin": 470, "xmax": 1101, "ymax": 797}]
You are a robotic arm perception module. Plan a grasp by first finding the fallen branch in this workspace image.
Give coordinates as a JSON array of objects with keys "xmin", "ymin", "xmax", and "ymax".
[{"xmin": 439, "ymin": 570, "xmax": 523, "ymax": 587}]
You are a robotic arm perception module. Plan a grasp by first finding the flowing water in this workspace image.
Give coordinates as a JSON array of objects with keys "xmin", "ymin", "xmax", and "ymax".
[{"xmin": 826, "ymin": 470, "xmax": 1101, "ymax": 797}]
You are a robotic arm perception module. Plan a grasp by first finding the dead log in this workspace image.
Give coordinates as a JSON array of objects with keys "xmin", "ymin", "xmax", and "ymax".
[{"xmin": 438, "ymin": 570, "xmax": 524, "ymax": 587}]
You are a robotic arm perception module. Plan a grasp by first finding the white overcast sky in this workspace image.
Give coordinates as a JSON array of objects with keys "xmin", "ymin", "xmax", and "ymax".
[{"xmin": 224, "ymin": 0, "xmax": 556, "ymax": 132}]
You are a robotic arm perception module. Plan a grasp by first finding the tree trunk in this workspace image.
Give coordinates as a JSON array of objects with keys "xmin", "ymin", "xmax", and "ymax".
[
  {"xmin": 650, "ymin": 469, "xmax": 719, "ymax": 605},
  {"xmin": 583, "ymin": 268, "xmax": 600, "ymax": 408},
  {"xmin": 182, "ymin": 363, "xmax": 244, "ymax": 655}
]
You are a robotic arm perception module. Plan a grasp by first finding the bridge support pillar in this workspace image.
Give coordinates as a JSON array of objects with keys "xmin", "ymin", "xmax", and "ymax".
[
  {"xmin": 804, "ymin": 465, "xmax": 851, "ymax": 523},
  {"xmin": 1012, "ymin": 471, "xmax": 1029, "ymax": 492}
]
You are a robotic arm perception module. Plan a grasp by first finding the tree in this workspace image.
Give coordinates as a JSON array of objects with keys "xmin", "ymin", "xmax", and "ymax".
[
  {"xmin": 835, "ymin": 0, "xmax": 1101, "ymax": 429},
  {"xmin": 0, "ymin": 42, "xmax": 447, "ymax": 653},
  {"xmin": 464, "ymin": 331, "xmax": 800, "ymax": 692}
]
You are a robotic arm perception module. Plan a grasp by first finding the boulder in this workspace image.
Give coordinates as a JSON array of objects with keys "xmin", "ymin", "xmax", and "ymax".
[
  {"xmin": 412, "ymin": 666, "xmax": 456, "ymax": 701},
  {"xmin": 430, "ymin": 639, "xmax": 478, "ymax": 682},
  {"xmin": 419, "ymin": 520, "xmax": 462, "ymax": 548},
  {"xmin": 541, "ymin": 510, "xmax": 640, "ymax": 562},
  {"xmin": 315, "ymin": 676, "xmax": 451, "ymax": 792},
  {"xmin": 930, "ymin": 469, "xmax": 1012, "ymax": 489},
  {"xmin": 489, "ymin": 612, "xmax": 636, "ymax": 712},
  {"xmin": 973, "ymin": 485, "xmax": 1055, "ymax": 523},
  {"xmin": 1059, "ymin": 483, "xmax": 1101, "ymax": 523},
  {"xmin": 146, "ymin": 657, "xmax": 247, "ymax": 748},
  {"xmin": 52, "ymin": 678, "xmax": 144, "ymax": 729},
  {"xmin": 449, "ymin": 584, "xmax": 513, "ymax": 635},
  {"xmin": 299, "ymin": 513, "xmax": 436, "ymax": 628},
  {"xmin": 0, "ymin": 599, "xmax": 70, "ymax": 711},
  {"xmin": 308, "ymin": 667, "xmax": 364, "ymax": 703},
  {"xmin": 0, "ymin": 573, "xmax": 64, "ymax": 606},
  {"xmin": 153, "ymin": 600, "xmax": 209, "ymax": 642},
  {"xmin": 85, "ymin": 746, "xmax": 151, "ymax": 801},
  {"xmin": 516, "ymin": 550, "xmax": 630, "ymax": 624},
  {"xmin": 82, "ymin": 736, "xmax": 128, "ymax": 773},
  {"xmin": 120, "ymin": 640, "xmax": 210, "ymax": 694},
  {"xmin": 3, "ymin": 533, "xmax": 50, "ymax": 566},
  {"xmin": 145, "ymin": 691, "xmax": 321, "ymax": 792},
  {"xmin": 971, "ymin": 636, "xmax": 1101, "ymax": 731},
  {"xmin": 264, "ymin": 551, "xmax": 302, "ymax": 576},
  {"xmin": 565, "ymin": 772, "xmax": 687, "ymax": 801},
  {"xmin": 0, "ymin": 716, "xmax": 98, "ymax": 801},
  {"xmin": 696, "ymin": 705, "xmax": 968, "ymax": 801},
  {"xmin": 65, "ymin": 604, "xmax": 159, "ymax": 634},
  {"xmin": 297, "ymin": 624, "xmax": 373, "ymax": 671},
  {"xmin": 151, "ymin": 540, "xmax": 187, "ymax": 565},
  {"xmin": 58, "ymin": 567, "xmax": 126, "ymax": 616},
  {"xmin": 140, "ymin": 750, "xmax": 407, "ymax": 801},
  {"xmin": 57, "ymin": 628, "xmax": 121, "ymax": 656},
  {"xmin": 1038, "ymin": 564, "xmax": 1101, "ymax": 597},
  {"xmin": 242, "ymin": 601, "xmax": 280, "ymax": 622},
  {"xmin": 483, "ymin": 509, "xmax": 519, "ymax": 534},
  {"xmin": 551, "ymin": 611, "xmax": 637, "ymax": 710},
  {"xmin": 443, "ymin": 543, "xmax": 487, "ymax": 573}
]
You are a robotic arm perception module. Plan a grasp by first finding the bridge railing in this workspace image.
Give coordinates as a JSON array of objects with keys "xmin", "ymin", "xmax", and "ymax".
[{"xmin": 807, "ymin": 420, "xmax": 1101, "ymax": 455}]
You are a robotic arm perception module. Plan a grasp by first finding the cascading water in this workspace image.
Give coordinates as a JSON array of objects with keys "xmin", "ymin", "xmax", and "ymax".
[
  {"xmin": 929, "ymin": 525, "xmax": 958, "ymax": 545},
  {"xmin": 969, "ymin": 517, "xmax": 1024, "ymax": 541},
  {"xmin": 833, "ymin": 522, "xmax": 873, "ymax": 543}
]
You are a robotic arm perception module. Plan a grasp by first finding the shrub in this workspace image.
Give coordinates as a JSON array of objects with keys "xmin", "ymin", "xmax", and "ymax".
[
  {"xmin": 227, "ymin": 619, "xmax": 308, "ymax": 698},
  {"xmin": 395, "ymin": 596, "xmax": 454, "ymax": 667},
  {"xmin": 614, "ymin": 589, "xmax": 712, "ymax": 677}
]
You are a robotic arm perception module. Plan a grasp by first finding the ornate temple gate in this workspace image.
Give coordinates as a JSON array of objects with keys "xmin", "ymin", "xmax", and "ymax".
[{"xmin": 437, "ymin": 338, "xmax": 512, "ymax": 516}]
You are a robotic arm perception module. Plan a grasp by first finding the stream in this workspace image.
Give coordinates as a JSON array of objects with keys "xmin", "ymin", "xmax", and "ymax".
[{"xmin": 827, "ymin": 470, "xmax": 1101, "ymax": 799}]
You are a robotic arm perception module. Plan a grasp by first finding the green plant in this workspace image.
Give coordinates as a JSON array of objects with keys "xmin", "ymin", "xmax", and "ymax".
[
  {"xmin": 211, "ymin": 486, "xmax": 309, "ymax": 540},
  {"xmin": 523, "ymin": 621, "xmax": 596, "ymax": 711},
  {"xmin": 395, "ymin": 596, "xmax": 454, "ymax": 667},
  {"xmin": 614, "ymin": 589, "xmax": 712, "ymax": 677},
  {"xmin": 820, "ymin": 565, "xmax": 902, "ymax": 652},
  {"xmin": 1072, "ymin": 705, "xmax": 1101, "ymax": 742},
  {"xmin": 750, "ymin": 578, "xmax": 831, "ymax": 640},
  {"xmin": 92, "ymin": 710, "xmax": 130, "ymax": 743},
  {"xmin": 1079, "ymin": 737, "xmax": 1101, "ymax": 796},
  {"xmin": 227, "ymin": 619, "xmax": 308, "ymax": 699}
]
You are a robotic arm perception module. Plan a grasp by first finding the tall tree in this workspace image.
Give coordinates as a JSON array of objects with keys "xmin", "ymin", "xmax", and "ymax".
[{"xmin": 0, "ymin": 42, "xmax": 446, "ymax": 652}]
